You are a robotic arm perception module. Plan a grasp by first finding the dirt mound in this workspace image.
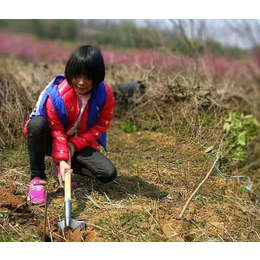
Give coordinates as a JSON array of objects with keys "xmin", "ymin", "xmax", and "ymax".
[
  {"xmin": 45, "ymin": 218, "xmax": 103, "ymax": 242},
  {"xmin": 0, "ymin": 186, "xmax": 30, "ymax": 213},
  {"xmin": 0, "ymin": 185, "xmax": 34, "ymax": 229}
]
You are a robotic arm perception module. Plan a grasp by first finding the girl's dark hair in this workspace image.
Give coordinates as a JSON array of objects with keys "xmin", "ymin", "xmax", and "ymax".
[{"xmin": 65, "ymin": 45, "xmax": 105, "ymax": 88}]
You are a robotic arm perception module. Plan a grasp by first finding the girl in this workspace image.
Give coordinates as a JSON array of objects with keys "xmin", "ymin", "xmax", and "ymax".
[{"xmin": 23, "ymin": 45, "xmax": 117, "ymax": 205}]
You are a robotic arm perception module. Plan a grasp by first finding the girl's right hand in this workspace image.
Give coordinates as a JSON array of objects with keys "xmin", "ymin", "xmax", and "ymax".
[{"xmin": 59, "ymin": 161, "xmax": 73, "ymax": 182}]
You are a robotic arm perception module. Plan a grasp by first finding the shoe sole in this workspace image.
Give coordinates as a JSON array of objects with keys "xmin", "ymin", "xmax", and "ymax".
[{"xmin": 27, "ymin": 196, "xmax": 46, "ymax": 206}]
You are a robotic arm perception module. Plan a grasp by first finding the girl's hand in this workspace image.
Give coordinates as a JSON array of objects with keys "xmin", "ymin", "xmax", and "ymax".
[
  {"xmin": 68, "ymin": 142, "xmax": 76, "ymax": 157},
  {"xmin": 59, "ymin": 161, "xmax": 73, "ymax": 182}
]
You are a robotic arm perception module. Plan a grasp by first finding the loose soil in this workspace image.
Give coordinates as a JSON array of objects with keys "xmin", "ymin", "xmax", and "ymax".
[
  {"xmin": 0, "ymin": 186, "xmax": 30, "ymax": 213},
  {"xmin": 0, "ymin": 186, "xmax": 102, "ymax": 242},
  {"xmin": 45, "ymin": 219, "xmax": 101, "ymax": 242}
]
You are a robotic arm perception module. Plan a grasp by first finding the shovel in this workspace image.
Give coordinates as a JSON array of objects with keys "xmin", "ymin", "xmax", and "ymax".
[{"xmin": 57, "ymin": 150, "xmax": 86, "ymax": 231}]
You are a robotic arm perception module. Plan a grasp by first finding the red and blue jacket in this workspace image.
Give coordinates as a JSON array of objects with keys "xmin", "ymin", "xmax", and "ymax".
[{"xmin": 23, "ymin": 74, "xmax": 115, "ymax": 164}]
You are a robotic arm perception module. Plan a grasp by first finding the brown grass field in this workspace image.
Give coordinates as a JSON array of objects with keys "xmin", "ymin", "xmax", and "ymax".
[{"xmin": 0, "ymin": 56, "xmax": 260, "ymax": 242}]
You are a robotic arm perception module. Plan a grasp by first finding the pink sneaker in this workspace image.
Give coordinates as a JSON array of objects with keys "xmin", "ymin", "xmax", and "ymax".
[
  {"xmin": 28, "ymin": 177, "xmax": 47, "ymax": 205},
  {"xmin": 51, "ymin": 161, "xmax": 77, "ymax": 189}
]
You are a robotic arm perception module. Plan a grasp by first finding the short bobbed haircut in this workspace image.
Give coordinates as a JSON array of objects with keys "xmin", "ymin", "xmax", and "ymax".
[{"xmin": 65, "ymin": 45, "xmax": 105, "ymax": 88}]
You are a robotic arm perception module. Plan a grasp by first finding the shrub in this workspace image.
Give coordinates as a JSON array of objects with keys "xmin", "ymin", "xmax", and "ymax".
[{"xmin": 222, "ymin": 110, "xmax": 260, "ymax": 162}]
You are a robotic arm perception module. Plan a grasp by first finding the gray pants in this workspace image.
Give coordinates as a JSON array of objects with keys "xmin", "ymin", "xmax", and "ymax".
[{"xmin": 26, "ymin": 116, "xmax": 117, "ymax": 183}]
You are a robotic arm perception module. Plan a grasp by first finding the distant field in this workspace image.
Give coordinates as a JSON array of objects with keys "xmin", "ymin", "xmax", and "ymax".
[{"xmin": 0, "ymin": 30, "xmax": 258, "ymax": 79}]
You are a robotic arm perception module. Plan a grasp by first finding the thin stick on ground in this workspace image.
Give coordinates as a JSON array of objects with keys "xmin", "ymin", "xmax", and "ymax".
[
  {"xmin": 11, "ymin": 200, "xmax": 29, "ymax": 213},
  {"xmin": 84, "ymin": 194, "xmax": 101, "ymax": 209},
  {"xmin": 85, "ymin": 222, "xmax": 107, "ymax": 231},
  {"xmin": 42, "ymin": 189, "xmax": 47, "ymax": 242},
  {"xmin": 179, "ymin": 134, "xmax": 226, "ymax": 219},
  {"xmin": 59, "ymin": 215, "xmax": 65, "ymax": 239},
  {"xmin": 52, "ymin": 231, "xmax": 68, "ymax": 242},
  {"xmin": 47, "ymin": 217, "xmax": 53, "ymax": 242},
  {"xmin": 179, "ymin": 154, "xmax": 219, "ymax": 219}
]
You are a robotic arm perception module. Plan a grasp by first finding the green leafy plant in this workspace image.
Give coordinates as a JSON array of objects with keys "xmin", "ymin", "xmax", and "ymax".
[
  {"xmin": 121, "ymin": 119, "xmax": 140, "ymax": 133},
  {"xmin": 222, "ymin": 110, "xmax": 260, "ymax": 162},
  {"xmin": 0, "ymin": 209, "xmax": 8, "ymax": 218},
  {"xmin": 204, "ymin": 145, "xmax": 214, "ymax": 154}
]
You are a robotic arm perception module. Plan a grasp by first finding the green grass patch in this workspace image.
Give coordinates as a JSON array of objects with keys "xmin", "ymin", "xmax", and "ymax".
[
  {"xmin": 215, "ymin": 208, "xmax": 225, "ymax": 218},
  {"xmin": 121, "ymin": 119, "xmax": 140, "ymax": 133},
  {"xmin": 116, "ymin": 212, "xmax": 147, "ymax": 228},
  {"xmin": 237, "ymin": 186, "xmax": 250, "ymax": 194},
  {"xmin": 195, "ymin": 195, "xmax": 212, "ymax": 203},
  {"xmin": 0, "ymin": 148, "xmax": 28, "ymax": 168}
]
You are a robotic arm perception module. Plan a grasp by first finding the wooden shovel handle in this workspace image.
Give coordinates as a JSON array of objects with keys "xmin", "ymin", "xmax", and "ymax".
[{"xmin": 64, "ymin": 149, "xmax": 72, "ymax": 201}]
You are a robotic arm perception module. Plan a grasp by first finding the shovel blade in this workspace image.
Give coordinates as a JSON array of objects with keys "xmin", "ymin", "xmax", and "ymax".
[
  {"xmin": 57, "ymin": 220, "xmax": 65, "ymax": 230},
  {"xmin": 57, "ymin": 219, "xmax": 86, "ymax": 230},
  {"xmin": 70, "ymin": 219, "xmax": 86, "ymax": 230}
]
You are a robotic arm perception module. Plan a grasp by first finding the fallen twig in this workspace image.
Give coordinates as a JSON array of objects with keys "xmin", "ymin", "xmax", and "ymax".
[
  {"xmin": 52, "ymin": 231, "xmax": 68, "ymax": 242},
  {"xmin": 179, "ymin": 155, "xmax": 219, "ymax": 219},
  {"xmin": 85, "ymin": 222, "xmax": 107, "ymax": 231},
  {"xmin": 47, "ymin": 217, "xmax": 53, "ymax": 242},
  {"xmin": 146, "ymin": 209, "xmax": 160, "ymax": 228},
  {"xmin": 103, "ymin": 192, "xmax": 126, "ymax": 209},
  {"xmin": 84, "ymin": 194, "xmax": 101, "ymax": 209},
  {"xmin": 179, "ymin": 134, "xmax": 226, "ymax": 219},
  {"xmin": 43, "ymin": 188, "xmax": 47, "ymax": 242},
  {"xmin": 10, "ymin": 200, "xmax": 29, "ymax": 213},
  {"xmin": 59, "ymin": 215, "xmax": 65, "ymax": 239}
]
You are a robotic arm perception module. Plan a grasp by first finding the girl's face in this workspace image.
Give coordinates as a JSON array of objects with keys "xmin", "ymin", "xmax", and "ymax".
[{"xmin": 72, "ymin": 75, "xmax": 93, "ymax": 94}]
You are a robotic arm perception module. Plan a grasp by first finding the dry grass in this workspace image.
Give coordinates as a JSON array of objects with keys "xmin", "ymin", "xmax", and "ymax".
[{"xmin": 0, "ymin": 56, "xmax": 260, "ymax": 242}]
